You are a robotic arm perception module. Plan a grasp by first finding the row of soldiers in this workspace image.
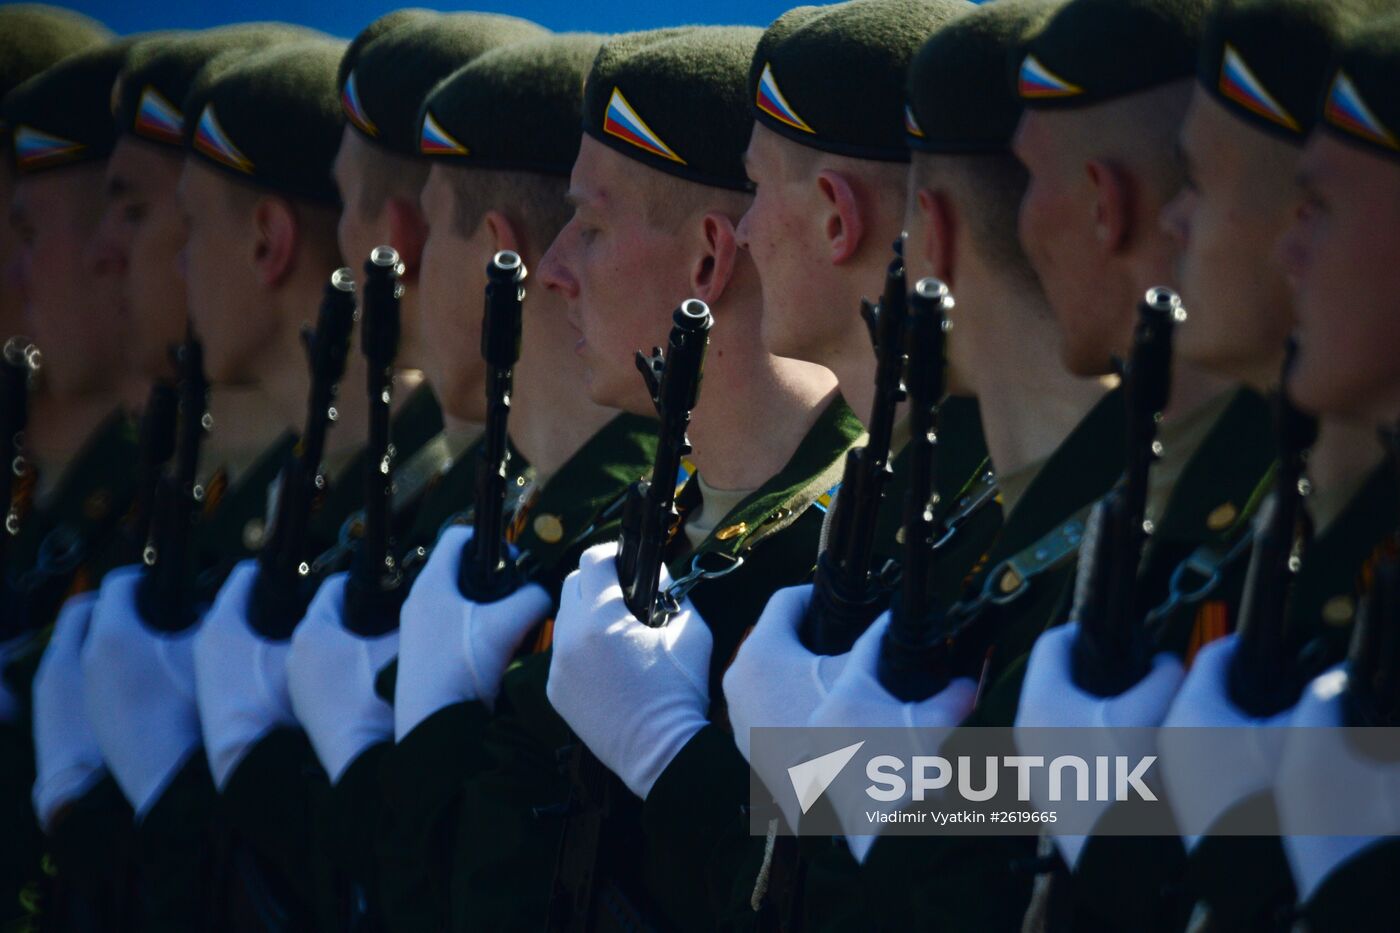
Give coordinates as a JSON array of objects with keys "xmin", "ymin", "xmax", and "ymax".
[{"xmin": 0, "ymin": 0, "xmax": 1398, "ymax": 929}]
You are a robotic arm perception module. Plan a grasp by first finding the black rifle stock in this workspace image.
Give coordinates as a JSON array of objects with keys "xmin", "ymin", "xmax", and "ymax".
[
  {"xmin": 0, "ymin": 338, "xmax": 35, "ymax": 571},
  {"xmin": 249, "ymin": 268, "xmax": 357, "ymax": 639},
  {"xmin": 1345, "ymin": 422, "xmax": 1400, "ymax": 727},
  {"xmin": 139, "ymin": 332, "xmax": 210, "ymax": 633},
  {"xmin": 1227, "ymin": 341, "xmax": 1319, "ymax": 716},
  {"xmin": 547, "ymin": 300, "xmax": 713, "ymax": 933},
  {"xmin": 1070, "ymin": 288, "xmax": 1181, "ymax": 696},
  {"xmin": 876, "ymin": 278, "xmax": 954, "ymax": 701},
  {"xmin": 800, "ymin": 243, "xmax": 908, "ymax": 654},
  {"xmin": 617, "ymin": 299, "xmax": 714, "ymax": 626},
  {"xmin": 344, "ymin": 247, "xmax": 407, "ymax": 637},
  {"xmin": 457, "ymin": 251, "xmax": 528, "ymax": 604}
]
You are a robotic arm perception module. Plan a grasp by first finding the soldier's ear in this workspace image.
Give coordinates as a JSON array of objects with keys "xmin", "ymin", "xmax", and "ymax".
[
  {"xmin": 692, "ymin": 212, "xmax": 738, "ymax": 306},
  {"xmin": 251, "ymin": 195, "xmax": 299, "ymax": 288},
  {"xmin": 915, "ymin": 187, "xmax": 956, "ymax": 287},
  {"xmin": 1085, "ymin": 158, "xmax": 1129, "ymax": 254},
  {"xmin": 385, "ymin": 195, "xmax": 429, "ymax": 285},
  {"xmin": 481, "ymin": 209, "xmax": 522, "ymax": 259},
  {"xmin": 815, "ymin": 169, "xmax": 866, "ymax": 266}
]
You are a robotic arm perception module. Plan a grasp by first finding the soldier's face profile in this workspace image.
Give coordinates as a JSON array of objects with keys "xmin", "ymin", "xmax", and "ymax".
[
  {"xmin": 1013, "ymin": 110, "xmax": 1128, "ymax": 378},
  {"xmin": 539, "ymin": 136, "xmax": 694, "ymax": 416},
  {"xmin": 1160, "ymin": 91, "xmax": 1295, "ymax": 391},
  {"xmin": 9, "ymin": 165, "xmax": 127, "ymax": 397},
  {"xmin": 735, "ymin": 125, "xmax": 834, "ymax": 365},
  {"xmin": 175, "ymin": 160, "xmax": 277, "ymax": 385},
  {"xmin": 417, "ymin": 164, "xmax": 489, "ymax": 422},
  {"xmin": 95, "ymin": 137, "xmax": 189, "ymax": 384},
  {"xmin": 1280, "ymin": 133, "xmax": 1400, "ymax": 421},
  {"xmin": 333, "ymin": 129, "xmax": 387, "ymax": 289}
]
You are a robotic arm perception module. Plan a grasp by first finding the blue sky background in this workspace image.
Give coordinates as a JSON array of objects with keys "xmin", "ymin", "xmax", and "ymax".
[{"xmin": 28, "ymin": 1, "xmax": 805, "ymax": 37}]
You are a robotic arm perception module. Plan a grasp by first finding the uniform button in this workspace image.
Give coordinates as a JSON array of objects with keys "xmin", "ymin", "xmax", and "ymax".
[
  {"xmin": 243, "ymin": 518, "xmax": 265, "ymax": 550},
  {"xmin": 1322, "ymin": 595, "xmax": 1355, "ymax": 626},
  {"xmin": 1206, "ymin": 503, "xmax": 1238, "ymax": 533},
  {"xmin": 533, "ymin": 513, "xmax": 564, "ymax": 544}
]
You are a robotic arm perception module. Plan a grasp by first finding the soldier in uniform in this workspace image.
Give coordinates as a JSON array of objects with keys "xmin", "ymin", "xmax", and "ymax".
[
  {"xmin": 1269, "ymin": 12, "xmax": 1400, "ymax": 930},
  {"xmin": 1147, "ymin": 1, "xmax": 1399, "ymax": 927},
  {"xmin": 440, "ymin": 26, "xmax": 864, "ymax": 932},
  {"xmin": 26, "ymin": 25, "xmax": 316, "ymax": 932}
]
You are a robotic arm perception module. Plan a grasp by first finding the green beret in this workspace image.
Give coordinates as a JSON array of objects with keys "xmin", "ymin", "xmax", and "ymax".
[
  {"xmin": 340, "ymin": 12, "xmax": 549, "ymax": 156},
  {"xmin": 182, "ymin": 37, "xmax": 346, "ymax": 204},
  {"xmin": 907, "ymin": 0, "xmax": 1062, "ymax": 153},
  {"xmin": 419, "ymin": 33, "xmax": 602, "ymax": 175},
  {"xmin": 114, "ymin": 25, "xmax": 316, "ymax": 150},
  {"xmin": 750, "ymin": 0, "xmax": 973, "ymax": 162},
  {"xmin": 1200, "ymin": 0, "xmax": 1395, "ymax": 142},
  {"xmin": 582, "ymin": 26, "xmax": 761, "ymax": 191},
  {"xmin": 1319, "ymin": 11, "xmax": 1400, "ymax": 160},
  {"xmin": 3, "ymin": 38, "xmax": 135, "ymax": 174},
  {"xmin": 0, "ymin": 4, "xmax": 111, "ymax": 104},
  {"xmin": 336, "ymin": 8, "xmax": 436, "ymax": 90},
  {"xmin": 1017, "ymin": 0, "xmax": 1210, "ymax": 109}
]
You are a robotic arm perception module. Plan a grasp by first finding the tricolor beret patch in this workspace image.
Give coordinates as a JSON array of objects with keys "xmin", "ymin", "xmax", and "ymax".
[
  {"xmin": 1218, "ymin": 45, "xmax": 1299, "ymax": 134},
  {"xmin": 755, "ymin": 62, "xmax": 814, "ymax": 134},
  {"xmin": 13, "ymin": 125, "xmax": 86, "ymax": 171},
  {"xmin": 1324, "ymin": 71, "xmax": 1399, "ymax": 152},
  {"xmin": 133, "ymin": 86, "xmax": 185, "ymax": 145},
  {"xmin": 419, "ymin": 110, "xmax": 469, "ymax": 157},
  {"xmin": 1017, "ymin": 54, "xmax": 1083, "ymax": 100},
  {"xmin": 602, "ymin": 87, "xmax": 685, "ymax": 165},
  {"xmin": 193, "ymin": 104, "xmax": 254, "ymax": 174},
  {"xmin": 341, "ymin": 70, "xmax": 379, "ymax": 138},
  {"xmin": 903, "ymin": 104, "xmax": 925, "ymax": 139}
]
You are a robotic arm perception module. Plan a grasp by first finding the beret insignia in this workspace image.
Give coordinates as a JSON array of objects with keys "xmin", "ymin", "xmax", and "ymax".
[
  {"xmin": 419, "ymin": 110, "xmax": 469, "ymax": 156},
  {"xmin": 755, "ymin": 62, "xmax": 815, "ymax": 135},
  {"xmin": 133, "ymin": 86, "xmax": 184, "ymax": 145},
  {"xmin": 14, "ymin": 125, "xmax": 86, "ymax": 171},
  {"xmin": 903, "ymin": 103, "xmax": 925, "ymax": 139},
  {"xmin": 341, "ymin": 70, "xmax": 378, "ymax": 138},
  {"xmin": 1017, "ymin": 54, "xmax": 1083, "ymax": 100},
  {"xmin": 1218, "ymin": 44, "xmax": 1299, "ymax": 133},
  {"xmin": 1324, "ymin": 71, "xmax": 1399, "ymax": 151},
  {"xmin": 602, "ymin": 86, "xmax": 685, "ymax": 165},
  {"xmin": 193, "ymin": 103, "xmax": 254, "ymax": 174}
]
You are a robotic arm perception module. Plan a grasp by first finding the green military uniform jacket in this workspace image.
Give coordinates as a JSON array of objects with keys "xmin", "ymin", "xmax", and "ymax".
[
  {"xmin": 376, "ymin": 412, "xmax": 657, "ymax": 933},
  {"xmin": 783, "ymin": 387, "xmax": 1126, "ymax": 933},
  {"xmin": 0, "ymin": 409, "xmax": 139, "ymax": 929},
  {"xmin": 440, "ymin": 397, "xmax": 864, "ymax": 932}
]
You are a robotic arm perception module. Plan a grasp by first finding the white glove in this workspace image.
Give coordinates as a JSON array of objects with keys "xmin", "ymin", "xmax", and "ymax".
[
  {"xmin": 81, "ymin": 565, "xmax": 202, "ymax": 820},
  {"xmin": 1014, "ymin": 621, "xmax": 1185, "ymax": 869},
  {"xmin": 1158, "ymin": 634, "xmax": 1291, "ymax": 851},
  {"xmin": 0, "ymin": 631, "xmax": 37, "ymax": 723},
  {"xmin": 394, "ymin": 526, "xmax": 552, "ymax": 740},
  {"xmin": 193, "ymin": 559, "xmax": 297, "ymax": 791},
  {"xmin": 723, "ymin": 584, "xmax": 848, "ymax": 765},
  {"xmin": 1278, "ymin": 666, "xmax": 1400, "ymax": 904},
  {"xmin": 286, "ymin": 573, "xmax": 398, "ymax": 784},
  {"xmin": 808, "ymin": 611, "xmax": 977, "ymax": 862},
  {"xmin": 31, "ymin": 594, "xmax": 107, "ymax": 830},
  {"xmin": 546, "ymin": 541, "xmax": 711, "ymax": 800}
]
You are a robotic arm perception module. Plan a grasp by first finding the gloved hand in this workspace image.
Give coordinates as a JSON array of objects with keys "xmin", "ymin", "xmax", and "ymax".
[
  {"xmin": 0, "ymin": 631, "xmax": 36, "ymax": 724},
  {"xmin": 32, "ymin": 594, "xmax": 107, "ymax": 830},
  {"xmin": 1158, "ymin": 634, "xmax": 1291, "ymax": 851},
  {"xmin": 547, "ymin": 541, "xmax": 711, "ymax": 800},
  {"xmin": 1277, "ymin": 666, "xmax": 1400, "ymax": 904},
  {"xmin": 1014, "ymin": 621, "xmax": 1184, "ymax": 869},
  {"xmin": 286, "ymin": 573, "xmax": 398, "ymax": 784},
  {"xmin": 81, "ymin": 566, "xmax": 202, "ymax": 819},
  {"xmin": 193, "ymin": 559, "xmax": 297, "ymax": 791},
  {"xmin": 394, "ymin": 526, "xmax": 552, "ymax": 740},
  {"xmin": 723, "ymin": 584, "xmax": 848, "ymax": 765},
  {"xmin": 808, "ymin": 611, "xmax": 977, "ymax": 861}
]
